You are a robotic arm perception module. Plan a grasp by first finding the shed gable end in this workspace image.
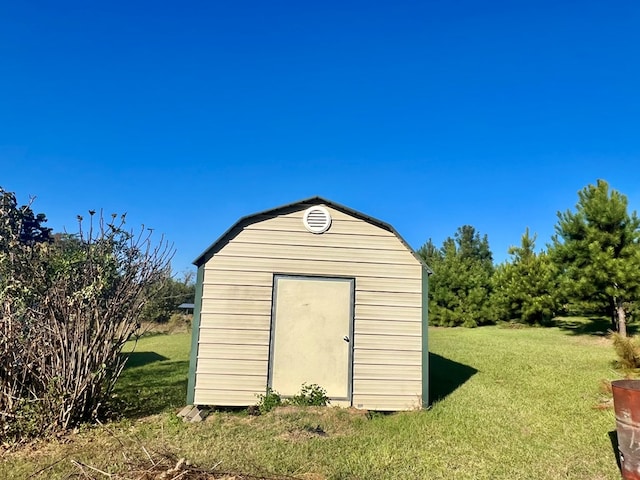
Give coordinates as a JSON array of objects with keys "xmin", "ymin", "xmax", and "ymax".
[{"xmin": 190, "ymin": 197, "xmax": 427, "ymax": 411}]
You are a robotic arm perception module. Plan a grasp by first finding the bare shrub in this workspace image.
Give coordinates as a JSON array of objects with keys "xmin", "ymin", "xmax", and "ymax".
[{"xmin": 0, "ymin": 190, "xmax": 173, "ymax": 440}]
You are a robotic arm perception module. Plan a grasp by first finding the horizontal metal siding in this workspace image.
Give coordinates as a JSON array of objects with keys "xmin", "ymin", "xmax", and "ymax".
[
  {"xmin": 357, "ymin": 277, "xmax": 422, "ymax": 293},
  {"xmin": 193, "ymin": 205, "xmax": 423, "ymax": 410},
  {"xmin": 196, "ymin": 374, "xmax": 266, "ymax": 391},
  {"xmin": 237, "ymin": 229, "xmax": 407, "ymax": 250},
  {"xmin": 194, "ymin": 389, "xmax": 260, "ymax": 406},
  {"xmin": 354, "ymin": 319, "xmax": 421, "ymax": 336},
  {"xmin": 354, "ymin": 363, "xmax": 421, "ymax": 380},
  {"xmin": 202, "ymin": 273, "xmax": 423, "ymax": 293},
  {"xmin": 198, "ymin": 328, "xmax": 270, "ymax": 345},
  {"xmin": 357, "ymin": 291, "xmax": 422, "ymax": 307},
  {"xmin": 203, "ymin": 271, "xmax": 273, "ymax": 287},
  {"xmin": 246, "ymin": 217, "xmax": 397, "ymax": 237},
  {"xmin": 218, "ymin": 242, "xmax": 416, "ymax": 265},
  {"xmin": 197, "ymin": 358, "xmax": 268, "ymax": 376},
  {"xmin": 355, "ymin": 333, "xmax": 421, "ymax": 351},
  {"xmin": 197, "ymin": 343, "xmax": 269, "ymax": 361},
  {"xmin": 208, "ymin": 256, "xmax": 420, "ymax": 279},
  {"xmin": 198, "ymin": 313, "xmax": 269, "ymax": 330},
  {"xmin": 354, "ymin": 348, "xmax": 421, "ymax": 365},
  {"xmin": 356, "ymin": 304, "xmax": 422, "ymax": 322},
  {"xmin": 354, "ymin": 379, "xmax": 422, "ymax": 395},
  {"xmin": 201, "ymin": 298, "xmax": 271, "ymax": 316},
  {"xmin": 202, "ymin": 284, "xmax": 272, "ymax": 301},
  {"xmin": 352, "ymin": 395, "xmax": 421, "ymax": 411}
]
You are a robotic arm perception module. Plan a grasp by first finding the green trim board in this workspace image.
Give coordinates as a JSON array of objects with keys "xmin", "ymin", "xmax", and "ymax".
[
  {"xmin": 421, "ymin": 267, "xmax": 429, "ymax": 408},
  {"xmin": 186, "ymin": 264, "xmax": 205, "ymax": 405}
]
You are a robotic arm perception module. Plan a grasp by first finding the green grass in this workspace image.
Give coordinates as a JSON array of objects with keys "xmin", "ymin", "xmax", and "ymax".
[
  {"xmin": 1, "ymin": 323, "xmax": 623, "ymax": 479},
  {"xmin": 114, "ymin": 333, "xmax": 191, "ymax": 418}
]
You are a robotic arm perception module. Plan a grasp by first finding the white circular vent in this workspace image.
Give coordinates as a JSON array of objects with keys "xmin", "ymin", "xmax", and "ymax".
[{"xmin": 303, "ymin": 206, "xmax": 332, "ymax": 234}]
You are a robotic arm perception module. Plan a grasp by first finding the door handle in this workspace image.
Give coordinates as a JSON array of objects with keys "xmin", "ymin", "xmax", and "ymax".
[{"xmin": 343, "ymin": 336, "xmax": 350, "ymax": 343}]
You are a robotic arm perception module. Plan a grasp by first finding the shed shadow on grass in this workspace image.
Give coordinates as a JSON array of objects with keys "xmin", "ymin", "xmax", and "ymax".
[
  {"xmin": 114, "ymin": 359, "xmax": 189, "ymax": 419},
  {"xmin": 122, "ymin": 351, "xmax": 169, "ymax": 369},
  {"xmin": 555, "ymin": 317, "xmax": 639, "ymax": 337},
  {"xmin": 429, "ymin": 352, "xmax": 478, "ymax": 405}
]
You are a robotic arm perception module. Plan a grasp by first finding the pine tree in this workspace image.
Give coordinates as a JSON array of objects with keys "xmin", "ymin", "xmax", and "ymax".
[
  {"xmin": 419, "ymin": 226, "xmax": 496, "ymax": 327},
  {"xmin": 417, "ymin": 238, "xmax": 441, "ymax": 269},
  {"xmin": 492, "ymin": 228, "xmax": 557, "ymax": 324},
  {"xmin": 549, "ymin": 180, "xmax": 640, "ymax": 336}
]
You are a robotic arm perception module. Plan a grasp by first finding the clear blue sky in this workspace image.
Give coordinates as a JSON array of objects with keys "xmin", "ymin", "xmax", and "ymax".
[{"xmin": 2, "ymin": 1, "xmax": 639, "ymax": 275}]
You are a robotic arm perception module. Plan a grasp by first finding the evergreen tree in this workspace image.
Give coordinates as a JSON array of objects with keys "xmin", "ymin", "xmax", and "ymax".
[
  {"xmin": 417, "ymin": 238, "xmax": 441, "ymax": 268},
  {"xmin": 549, "ymin": 180, "xmax": 640, "ymax": 336},
  {"xmin": 492, "ymin": 228, "xmax": 557, "ymax": 324},
  {"xmin": 419, "ymin": 225, "xmax": 496, "ymax": 327}
]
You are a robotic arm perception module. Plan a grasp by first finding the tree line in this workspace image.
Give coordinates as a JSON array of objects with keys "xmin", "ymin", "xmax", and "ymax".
[{"xmin": 419, "ymin": 179, "xmax": 640, "ymax": 336}]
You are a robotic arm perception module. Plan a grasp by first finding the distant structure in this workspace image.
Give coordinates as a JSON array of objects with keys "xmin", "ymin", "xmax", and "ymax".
[{"xmin": 177, "ymin": 303, "xmax": 195, "ymax": 314}]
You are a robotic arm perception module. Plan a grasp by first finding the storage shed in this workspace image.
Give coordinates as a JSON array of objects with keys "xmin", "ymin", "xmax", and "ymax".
[{"xmin": 186, "ymin": 197, "xmax": 430, "ymax": 411}]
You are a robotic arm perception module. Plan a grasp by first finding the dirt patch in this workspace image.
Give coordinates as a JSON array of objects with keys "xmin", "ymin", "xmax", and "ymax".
[{"xmin": 270, "ymin": 405, "xmax": 368, "ymax": 419}]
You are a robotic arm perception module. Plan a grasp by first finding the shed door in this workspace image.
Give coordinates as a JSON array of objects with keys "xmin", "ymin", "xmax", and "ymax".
[{"xmin": 270, "ymin": 276, "xmax": 353, "ymax": 402}]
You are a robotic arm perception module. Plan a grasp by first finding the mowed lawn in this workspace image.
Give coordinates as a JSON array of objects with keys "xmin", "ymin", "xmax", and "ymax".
[{"xmin": 2, "ymin": 322, "xmax": 622, "ymax": 479}]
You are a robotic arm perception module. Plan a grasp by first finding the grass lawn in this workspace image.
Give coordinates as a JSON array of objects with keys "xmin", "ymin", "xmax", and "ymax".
[{"xmin": 1, "ymin": 321, "xmax": 623, "ymax": 479}]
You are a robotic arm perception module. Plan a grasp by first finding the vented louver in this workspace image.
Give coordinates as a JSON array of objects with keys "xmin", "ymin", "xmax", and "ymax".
[{"xmin": 303, "ymin": 205, "xmax": 332, "ymax": 234}]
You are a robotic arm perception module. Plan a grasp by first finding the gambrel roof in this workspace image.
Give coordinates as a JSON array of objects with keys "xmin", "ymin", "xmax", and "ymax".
[{"xmin": 193, "ymin": 196, "xmax": 431, "ymax": 272}]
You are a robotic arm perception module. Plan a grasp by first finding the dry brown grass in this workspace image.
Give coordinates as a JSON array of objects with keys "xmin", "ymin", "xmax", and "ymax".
[
  {"xmin": 2, "ymin": 406, "xmax": 364, "ymax": 479},
  {"xmin": 5, "ymin": 420, "xmax": 308, "ymax": 480}
]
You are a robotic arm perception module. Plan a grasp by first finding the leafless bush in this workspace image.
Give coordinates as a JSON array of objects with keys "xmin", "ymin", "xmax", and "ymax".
[{"xmin": 0, "ymin": 190, "xmax": 173, "ymax": 440}]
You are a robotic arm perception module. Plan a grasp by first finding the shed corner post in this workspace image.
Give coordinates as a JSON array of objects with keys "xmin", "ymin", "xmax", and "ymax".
[
  {"xmin": 421, "ymin": 267, "xmax": 429, "ymax": 409},
  {"xmin": 186, "ymin": 264, "xmax": 205, "ymax": 405}
]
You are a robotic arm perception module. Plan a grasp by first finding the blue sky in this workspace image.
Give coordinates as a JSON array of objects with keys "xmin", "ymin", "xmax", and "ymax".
[{"xmin": 2, "ymin": 1, "xmax": 639, "ymax": 275}]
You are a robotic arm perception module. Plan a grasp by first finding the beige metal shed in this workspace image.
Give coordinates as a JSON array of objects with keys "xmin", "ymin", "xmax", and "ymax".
[{"xmin": 186, "ymin": 197, "xmax": 430, "ymax": 411}]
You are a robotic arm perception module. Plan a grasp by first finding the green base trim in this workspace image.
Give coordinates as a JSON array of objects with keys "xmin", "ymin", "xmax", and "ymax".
[
  {"xmin": 421, "ymin": 268, "xmax": 429, "ymax": 408},
  {"xmin": 186, "ymin": 265, "xmax": 205, "ymax": 405}
]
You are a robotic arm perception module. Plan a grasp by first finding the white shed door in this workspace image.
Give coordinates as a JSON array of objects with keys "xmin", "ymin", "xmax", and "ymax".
[{"xmin": 270, "ymin": 276, "xmax": 353, "ymax": 402}]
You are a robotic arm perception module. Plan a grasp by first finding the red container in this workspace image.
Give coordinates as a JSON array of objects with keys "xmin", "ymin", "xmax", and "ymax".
[{"xmin": 612, "ymin": 380, "xmax": 640, "ymax": 480}]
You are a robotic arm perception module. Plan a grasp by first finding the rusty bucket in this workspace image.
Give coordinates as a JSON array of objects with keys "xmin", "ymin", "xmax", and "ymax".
[{"xmin": 612, "ymin": 379, "xmax": 640, "ymax": 479}]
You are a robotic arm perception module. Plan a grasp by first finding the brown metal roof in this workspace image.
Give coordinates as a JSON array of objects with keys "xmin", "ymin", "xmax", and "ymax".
[{"xmin": 193, "ymin": 196, "xmax": 432, "ymax": 273}]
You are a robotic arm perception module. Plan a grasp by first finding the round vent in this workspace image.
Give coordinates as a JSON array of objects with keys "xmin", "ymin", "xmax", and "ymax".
[{"xmin": 303, "ymin": 206, "xmax": 332, "ymax": 234}]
